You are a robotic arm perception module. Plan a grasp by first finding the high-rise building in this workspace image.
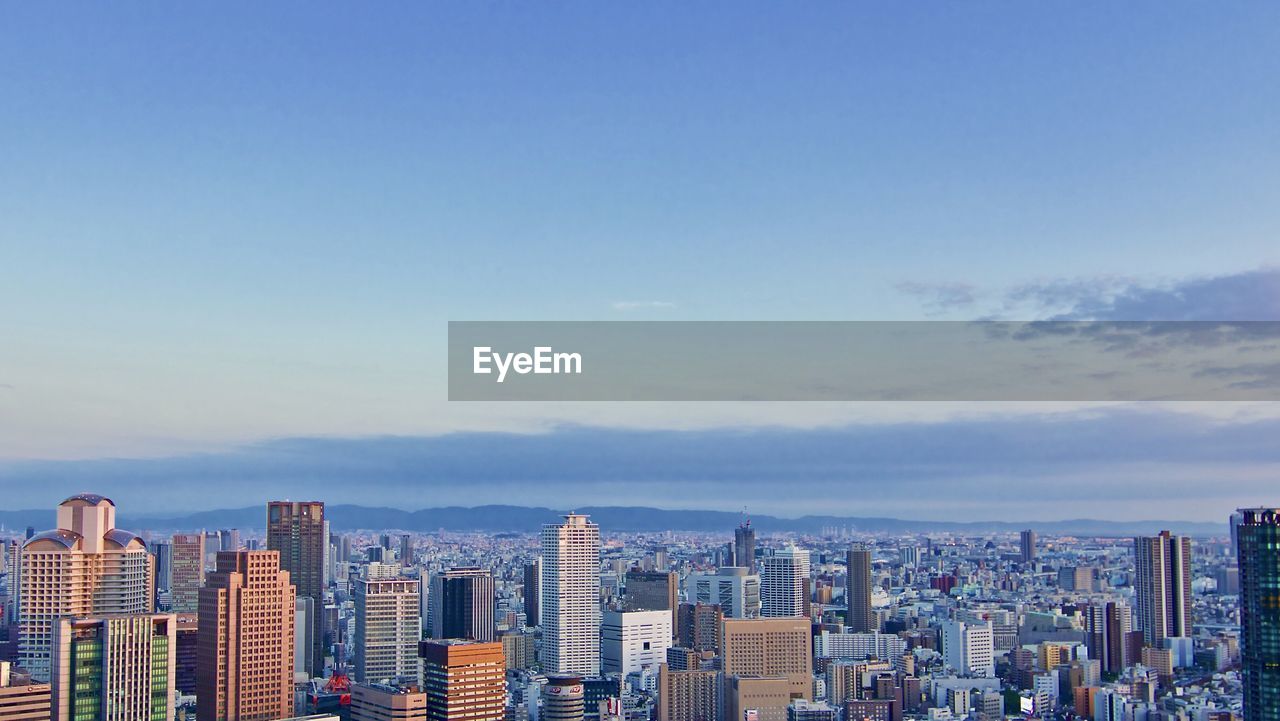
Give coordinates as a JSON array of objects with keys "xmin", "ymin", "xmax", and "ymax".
[
  {"xmin": 624, "ymin": 569, "xmax": 678, "ymax": 640},
  {"xmin": 523, "ymin": 560, "xmax": 540, "ymax": 628},
  {"xmin": 197, "ymin": 550, "xmax": 295, "ymax": 721},
  {"xmin": 0, "ymin": 661, "xmax": 51, "ymax": 721},
  {"xmin": 218, "ymin": 529, "xmax": 240, "ymax": 552},
  {"xmin": 399, "ymin": 535, "xmax": 414, "ymax": 567},
  {"xmin": 941, "ymin": 619, "xmax": 994, "ymax": 677},
  {"xmin": 418, "ymin": 640, "xmax": 506, "ymax": 721},
  {"xmin": 152, "ymin": 539, "xmax": 173, "ymax": 598},
  {"xmin": 428, "ymin": 567, "xmax": 495, "ymax": 642},
  {"xmin": 350, "ymin": 683, "xmax": 428, "ymax": 721},
  {"xmin": 734, "ymin": 521, "xmax": 757, "ymax": 573},
  {"xmin": 51, "ymin": 614, "xmax": 176, "ymax": 721},
  {"xmin": 174, "ymin": 613, "xmax": 198, "ymax": 697},
  {"xmin": 760, "ymin": 547, "xmax": 810, "ymax": 618},
  {"xmin": 657, "ymin": 664, "xmax": 719, "ymax": 721},
  {"xmin": 685, "ymin": 568, "xmax": 760, "ymax": 619},
  {"xmin": 1085, "ymin": 602, "xmax": 1134, "ymax": 675},
  {"xmin": 355, "ymin": 578, "xmax": 422, "ymax": 685},
  {"xmin": 846, "ymin": 544, "xmax": 874, "ymax": 633},
  {"xmin": 1133, "ymin": 532, "xmax": 1192, "ymax": 646},
  {"xmin": 540, "ymin": 514, "xmax": 601, "ymax": 676},
  {"xmin": 18, "ymin": 494, "xmax": 153, "ymax": 683},
  {"xmin": 170, "ymin": 533, "xmax": 206, "ymax": 614},
  {"xmin": 541, "ymin": 676, "xmax": 585, "ymax": 721},
  {"xmin": 1019, "ymin": 530, "xmax": 1036, "ymax": 565},
  {"xmin": 1236, "ymin": 508, "xmax": 1280, "ymax": 721},
  {"xmin": 267, "ymin": 501, "xmax": 327, "ymax": 676},
  {"xmin": 719, "ymin": 617, "xmax": 813, "ymax": 702},
  {"xmin": 602, "ymin": 610, "xmax": 672, "ymax": 676},
  {"xmin": 677, "ymin": 602, "xmax": 723, "ymax": 653}
]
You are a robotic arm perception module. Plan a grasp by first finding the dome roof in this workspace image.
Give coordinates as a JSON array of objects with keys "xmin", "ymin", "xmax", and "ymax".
[
  {"xmin": 61, "ymin": 493, "xmax": 115, "ymax": 507},
  {"xmin": 103, "ymin": 528, "xmax": 146, "ymax": 550},
  {"xmin": 22, "ymin": 529, "xmax": 83, "ymax": 550}
]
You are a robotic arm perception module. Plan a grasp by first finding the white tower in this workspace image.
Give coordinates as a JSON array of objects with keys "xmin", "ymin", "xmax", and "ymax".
[{"xmin": 540, "ymin": 513, "xmax": 601, "ymax": 675}]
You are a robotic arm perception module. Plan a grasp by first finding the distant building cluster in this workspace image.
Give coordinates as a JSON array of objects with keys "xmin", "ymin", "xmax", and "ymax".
[{"xmin": 0, "ymin": 497, "xmax": 1271, "ymax": 721}]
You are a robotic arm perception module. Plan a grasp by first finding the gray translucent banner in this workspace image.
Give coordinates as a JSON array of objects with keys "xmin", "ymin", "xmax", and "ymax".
[{"xmin": 448, "ymin": 321, "xmax": 1280, "ymax": 401}]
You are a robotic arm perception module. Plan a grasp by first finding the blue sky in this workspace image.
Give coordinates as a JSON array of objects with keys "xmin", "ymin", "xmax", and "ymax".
[{"xmin": 2, "ymin": 4, "xmax": 1279, "ymax": 517}]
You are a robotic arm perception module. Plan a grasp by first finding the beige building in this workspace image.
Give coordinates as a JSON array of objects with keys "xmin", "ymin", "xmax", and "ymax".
[
  {"xmin": 355, "ymin": 578, "xmax": 422, "ymax": 685},
  {"xmin": 350, "ymin": 683, "xmax": 429, "ymax": 721},
  {"xmin": 197, "ymin": 550, "xmax": 296, "ymax": 721},
  {"xmin": 171, "ymin": 533, "xmax": 206, "ymax": 613},
  {"xmin": 724, "ymin": 676, "xmax": 794, "ymax": 721},
  {"xmin": 419, "ymin": 640, "xmax": 507, "ymax": 721},
  {"xmin": 720, "ymin": 617, "xmax": 813, "ymax": 703},
  {"xmin": 657, "ymin": 664, "xmax": 720, "ymax": 721},
  {"xmin": 18, "ymin": 494, "xmax": 153, "ymax": 683},
  {"xmin": 0, "ymin": 661, "xmax": 51, "ymax": 721}
]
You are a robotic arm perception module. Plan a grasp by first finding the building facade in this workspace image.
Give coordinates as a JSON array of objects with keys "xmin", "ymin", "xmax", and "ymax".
[
  {"xmin": 540, "ymin": 514, "xmax": 602, "ymax": 676},
  {"xmin": 355, "ymin": 578, "xmax": 422, "ymax": 686}
]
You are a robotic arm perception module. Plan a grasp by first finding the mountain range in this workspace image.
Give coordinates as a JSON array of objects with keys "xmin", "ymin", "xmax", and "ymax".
[{"xmin": 0, "ymin": 504, "xmax": 1225, "ymax": 537}]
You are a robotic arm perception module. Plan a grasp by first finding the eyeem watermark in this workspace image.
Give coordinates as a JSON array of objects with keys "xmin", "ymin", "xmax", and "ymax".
[{"xmin": 472, "ymin": 346, "xmax": 583, "ymax": 383}]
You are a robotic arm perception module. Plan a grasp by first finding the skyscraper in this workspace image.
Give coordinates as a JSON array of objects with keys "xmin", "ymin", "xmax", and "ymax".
[
  {"xmin": 1019, "ymin": 530, "xmax": 1036, "ymax": 565},
  {"xmin": 267, "ymin": 500, "xmax": 326, "ymax": 676},
  {"xmin": 719, "ymin": 617, "xmax": 813, "ymax": 702},
  {"xmin": 399, "ymin": 534, "xmax": 414, "ymax": 566},
  {"xmin": 1085, "ymin": 602, "xmax": 1134, "ymax": 676},
  {"xmin": 523, "ymin": 560, "xmax": 540, "ymax": 628},
  {"xmin": 624, "ymin": 569, "xmax": 678, "ymax": 640},
  {"xmin": 540, "ymin": 514, "xmax": 601, "ymax": 676},
  {"xmin": 684, "ymin": 568, "xmax": 761, "ymax": 619},
  {"xmin": 428, "ymin": 567, "xmax": 495, "ymax": 642},
  {"xmin": 170, "ymin": 533, "xmax": 206, "ymax": 614},
  {"xmin": 846, "ymin": 544, "xmax": 874, "ymax": 633},
  {"xmin": 734, "ymin": 521, "xmax": 756, "ymax": 572},
  {"xmin": 1133, "ymin": 531, "xmax": 1192, "ymax": 646},
  {"xmin": 1236, "ymin": 508, "xmax": 1280, "ymax": 721},
  {"xmin": 152, "ymin": 539, "xmax": 173, "ymax": 599},
  {"xmin": 419, "ymin": 640, "xmax": 506, "ymax": 721},
  {"xmin": 197, "ymin": 550, "xmax": 295, "ymax": 721},
  {"xmin": 51, "ymin": 614, "xmax": 177, "ymax": 721},
  {"xmin": 355, "ymin": 577, "xmax": 422, "ymax": 685},
  {"xmin": 760, "ymin": 546, "xmax": 810, "ymax": 618},
  {"xmin": 218, "ymin": 529, "xmax": 240, "ymax": 552},
  {"xmin": 18, "ymin": 494, "xmax": 153, "ymax": 683}
]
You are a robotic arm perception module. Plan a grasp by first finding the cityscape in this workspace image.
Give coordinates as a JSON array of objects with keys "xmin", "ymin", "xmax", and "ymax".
[{"xmin": 0, "ymin": 495, "xmax": 1272, "ymax": 721}]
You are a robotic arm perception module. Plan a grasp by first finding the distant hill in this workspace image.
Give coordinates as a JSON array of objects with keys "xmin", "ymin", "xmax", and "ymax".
[{"xmin": 0, "ymin": 505, "xmax": 1225, "ymax": 537}]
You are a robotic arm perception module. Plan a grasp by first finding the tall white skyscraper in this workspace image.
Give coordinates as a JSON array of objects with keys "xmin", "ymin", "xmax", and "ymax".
[
  {"xmin": 354, "ymin": 577, "xmax": 422, "ymax": 685},
  {"xmin": 941, "ymin": 619, "xmax": 994, "ymax": 677},
  {"xmin": 760, "ymin": 546, "xmax": 810, "ymax": 618},
  {"xmin": 540, "ymin": 513, "xmax": 601, "ymax": 675},
  {"xmin": 18, "ymin": 494, "xmax": 153, "ymax": 683}
]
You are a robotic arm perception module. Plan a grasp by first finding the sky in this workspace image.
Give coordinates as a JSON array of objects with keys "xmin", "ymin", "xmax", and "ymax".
[{"xmin": 2, "ymin": 3, "xmax": 1279, "ymax": 520}]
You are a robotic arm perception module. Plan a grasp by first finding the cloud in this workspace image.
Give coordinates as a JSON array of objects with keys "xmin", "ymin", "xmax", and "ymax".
[
  {"xmin": 1, "ymin": 407, "xmax": 1276, "ymax": 521},
  {"xmin": 894, "ymin": 281, "xmax": 978, "ymax": 315},
  {"xmin": 612, "ymin": 300, "xmax": 678, "ymax": 311}
]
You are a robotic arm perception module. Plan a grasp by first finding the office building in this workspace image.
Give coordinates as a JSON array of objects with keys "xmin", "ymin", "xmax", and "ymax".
[
  {"xmin": 677, "ymin": 602, "xmax": 723, "ymax": 653},
  {"xmin": 151, "ymin": 539, "xmax": 173, "ymax": 598},
  {"xmin": 540, "ymin": 514, "xmax": 601, "ymax": 676},
  {"xmin": 541, "ymin": 676, "xmax": 585, "ymax": 721},
  {"xmin": 688, "ymin": 567, "xmax": 761, "ymax": 620},
  {"xmin": 1085, "ymin": 602, "xmax": 1134, "ymax": 676},
  {"xmin": 941, "ymin": 619, "xmax": 994, "ymax": 677},
  {"xmin": 0, "ymin": 661, "xmax": 51, "ymax": 721},
  {"xmin": 218, "ymin": 529, "xmax": 240, "ymax": 552},
  {"xmin": 1133, "ymin": 532, "xmax": 1193, "ymax": 645},
  {"xmin": 720, "ymin": 617, "xmax": 813, "ymax": 702},
  {"xmin": 624, "ymin": 570, "xmax": 678, "ymax": 640},
  {"xmin": 724, "ymin": 676, "xmax": 794, "ymax": 721},
  {"xmin": 656, "ymin": 664, "xmax": 719, "ymax": 721},
  {"xmin": 419, "ymin": 640, "xmax": 506, "ymax": 721},
  {"xmin": 428, "ymin": 567, "xmax": 495, "ymax": 642},
  {"xmin": 355, "ymin": 578, "xmax": 422, "ymax": 685},
  {"xmin": 197, "ymin": 550, "xmax": 295, "ymax": 721},
  {"xmin": 523, "ymin": 561, "xmax": 540, "ymax": 628},
  {"xmin": 350, "ymin": 683, "xmax": 429, "ymax": 721},
  {"xmin": 267, "ymin": 501, "xmax": 327, "ymax": 676},
  {"xmin": 170, "ymin": 533, "xmax": 206, "ymax": 614},
  {"xmin": 602, "ymin": 610, "xmax": 672, "ymax": 676},
  {"xmin": 760, "ymin": 546, "xmax": 810, "ymax": 618},
  {"xmin": 174, "ymin": 613, "xmax": 198, "ymax": 696},
  {"xmin": 399, "ymin": 535, "xmax": 414, "ymax": 566},
  {"xmin": 18, "ymin": 494, "xmax": 153, "ymax": 683},
  {"xmin": 846, "ymin": 544, "xmax": 874, "ymax": 633},
  {"xmin": 1020, "ymin": 530, "xmax": 1036, "ymax": 564},
  {"xmin": 1237, "ymin": 508, "xmax": 1280, "ymax": 721},
  {"xmin": 51, "ymin": 614, "xmax": 176, "ymax": 721},
  {"xmin": 734, "ymin": 521, "xmax": 756, "ymax": 572}
]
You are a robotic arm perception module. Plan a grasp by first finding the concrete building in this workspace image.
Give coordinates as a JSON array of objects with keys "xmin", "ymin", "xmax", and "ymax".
[
  {"xmin": 355, "ymin": 578, "xmax": 422, "ymax": 685},
  {"xmin": 350, "ymin": 683, "xmax": 429, "ymax": 721},
  {"xmin": 720, "ymin": 617, "xmax": 813, "ymax": 703},
  {"xmin": 170, "ymin": 533, "xmax": 205, "ymax": 614},
  {"xmin": 602, "ymin": 610, "xmax": 672, "ymax": 677},
  {"xmin": 760, "ymin": 547, "xmax": 810, "ymax": 618},
  {"xmin": 51, "ymin": 614, "xmax": 176, "ymax": 721},
  {"xmin": 540, "ymin": 514, "xmax": 601, "ymax": 676},
  {"xmin": 1133, "ymin": 532, "xmax": 1193, "ymax": 646},
  {"xmin": 846, "ymin": 545, "xmax": 874, "ymax": 633},
  {"xmin": 685, "ymin": 568, "xmax": 761, "ymax": 619},
  {"xmin": 197, "ymin": 550, "xmax": 295, "ymax": 721},
  {"xmin": 18, "ymin": 494, "xmax": 153, "ymax": 683},
  {"xmin": 624, "ymin": 570, "xmax": 678, "ymax": 640},
  {"xmin": 267, "ymin": 500, "xmax": 327, "ymax": 676},
  {"xmin": 0, "ymin": 661, "xmax": 51, "ymax": 721},
  {"xmin": 656, "ymin": 665, "xmax": 719, "ymax": 721},
  {"xmin": 419, "ymin": 640, "xmax": 506, "ymax": 721},
  {"xmin": 941, "ymin": 619, "xmax": 994, "ymax": 678}
]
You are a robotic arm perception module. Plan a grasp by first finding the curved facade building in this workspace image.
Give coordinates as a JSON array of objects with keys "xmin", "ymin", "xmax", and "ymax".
[{"xmin": 17, "ymin": 494, "xmax": 153, "ymax": 683}]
